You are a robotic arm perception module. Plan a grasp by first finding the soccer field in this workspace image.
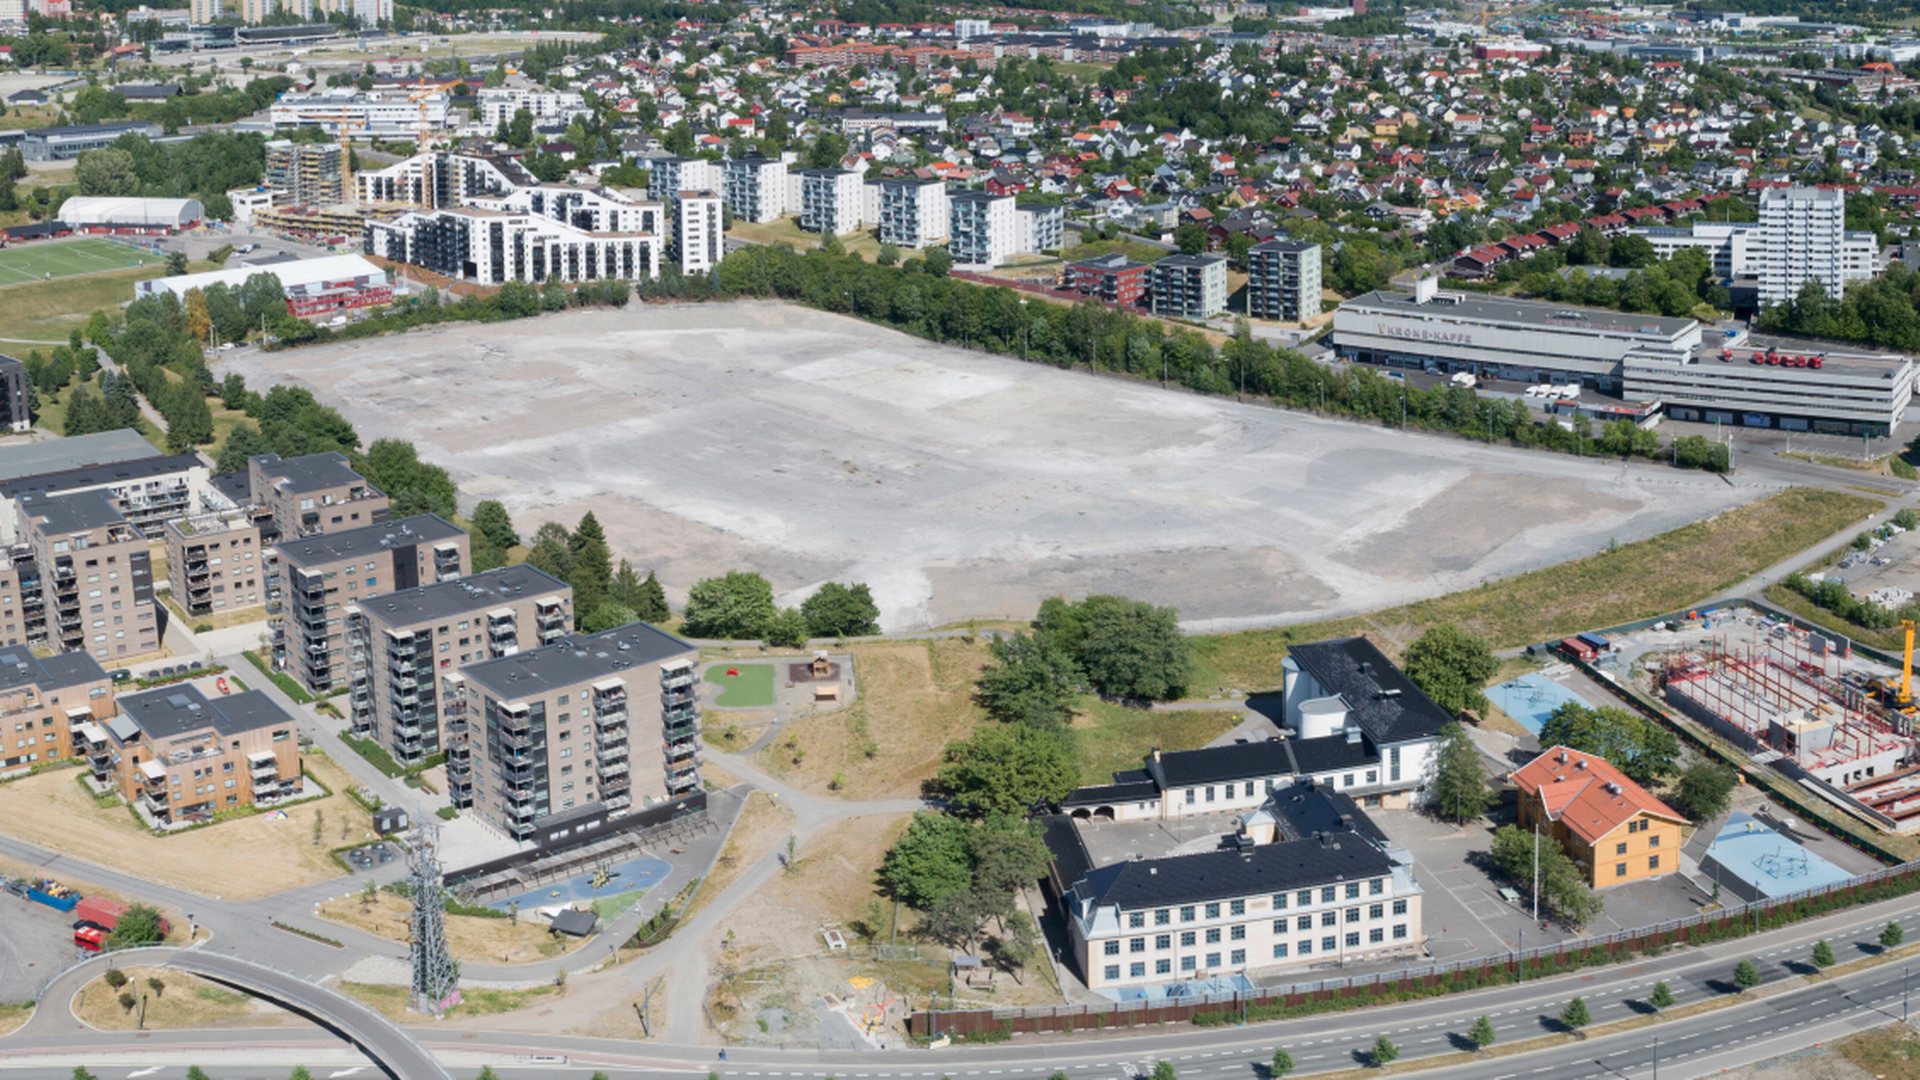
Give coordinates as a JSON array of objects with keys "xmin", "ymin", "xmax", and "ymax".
[{"xmin": 0, "ymin": 239, "xmax": 163, "ymax": 288}]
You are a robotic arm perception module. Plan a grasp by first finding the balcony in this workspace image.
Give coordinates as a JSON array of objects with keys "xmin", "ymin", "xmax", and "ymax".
[
  {"xmin": 660, "ymin": 670, "xmax": 694, "ymax": 691},
  {"xmin": 666, "ymin": 770, "xmax": 699, "ymax": 794},
  {"xmin": 661, "ymin": 688, "xmax": 695, "ymax": 710}
]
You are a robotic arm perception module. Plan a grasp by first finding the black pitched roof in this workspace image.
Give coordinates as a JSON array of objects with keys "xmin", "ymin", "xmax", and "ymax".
[
  {"xmin": 1153, "ymin": 740, "xmax": 1293, "ymax": 788},
  {"xmin": 1285, "ymin": 731, "xmax": 1380, "ymax": 775},
  {"xmin": 1286, "ymin": 637, "xmax": 1452, "ymax": 745},
  {"xmin": 1264, "ymin": 783, "xmax": 1390, "ymax": 848},
  {"xmin": 1071, "ymin": 832, "xmax": 1391, "ymax": 911},
  {"xmin": 1059, "ymin": 779, "xmax": 1159, "ymax": 807}
]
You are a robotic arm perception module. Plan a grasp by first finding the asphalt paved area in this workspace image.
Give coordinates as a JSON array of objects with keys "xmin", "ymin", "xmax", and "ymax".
[
  {"xmin": 215, "ymin": 302, "xmax": 1766, "ymax": 634},
  {"xmin": 0, "ymin": 889, "xmax": 83, "ymax": 1004}
]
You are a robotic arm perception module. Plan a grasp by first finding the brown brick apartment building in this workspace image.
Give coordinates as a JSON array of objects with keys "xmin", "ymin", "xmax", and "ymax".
[
  {"xmin": 0, "ymin": 649, "xmax": 114, "ymax": 773},
  {"xmin": 452, "ymin": 624, "xmax": 697, "ymax": 837},
  {"xmin": 247, "ymin": 452, "xmax": 390, "ymax": 545},
  {"xmin": 272, "ymin": 515, "xmax": 469, "ymax": 695},
  {"xmin": 164, "ymin": 509, "xmax": 270, "ymax": 620},
  {"xmin": 82, "ymin": 683, "xmax": 302, "ymax": 829},
  {"xmin": 346, "ymin": 564, "xmax": 573, "ymax": 776},
  {"xmin": 16, "ymin": 490, "xmax": 160, "ymax": 663}
]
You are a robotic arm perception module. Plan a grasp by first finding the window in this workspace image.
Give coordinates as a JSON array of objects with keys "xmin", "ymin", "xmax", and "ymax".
[
  {"xmin": 1296, "ymin": 915, "xmax": 1311, "ymax": 931},
  {"xmin": 1205, "ymin": 903, "xmax": 1220, "ymax": 919},
  {"xmin": 1180, "ymin": 957, "xmax": 1196, "ymax": 972},
  {"xmin": 1392, "ymin": 899, "xmax": 1408, "ymax": 916},
  {"xmin": 1649, "ymin": 834, "xmax": 1661, "ymax": 847},
  {"xmin": 1272, "ymin": 893, "xmax": 1288, "ymax": 910},
  {"xmin": 1297, "ymin": 890, "xmax": 1313, "ymax": 907},
  {"xmin": 1628, "ymin": 819, "xmax": 1640, "ymax": 834},
  {"xmin": 1321, "ymin": 912, "xmax": 1337, "ymax": 928},
  {"xmin": 1243, "ymin": 781, "xmax": 1254, "ymax": 797},
  {"xmin": 1129, "ymin": 962, "xmax": 1145, "ymax": 977},
  {"xmin": 1390, "ymin": 746, "xmax": 1401, "ymax": 782},
  {"xmin": 1205, "ymin": 952, "xmax": 1220, "ymax": 969},
  {"xmin": 1616, "ymin": 862, "xmax": 1627, "ymax": 878},
  {"xmin": 1343, "ymin": 772, "xmax": 1354, "ymax": 787},
  {"xmin": 1205, "ymin": 785, "xmax": 1215, "ymax": 802},
  {"xmin": 1230, "ymin": 925, "xmax": 1246, "ymax": 941},
  {"xmin": 1273, "ymin": 919, "xmax": 1287, "ymax": 934},
  {"xmin": 1180, "ymin": 906, "xmax": 1196, "ymax": 922},
  {"xmin": 1322, "ymin": 936, "xmax": 1338, "ymax": 953},
  {"xmin": 1185, "ymin": 788, "xmax": 1195, "ymax": 804},
  {"xmin": 1369, "ymin": 904, "xmax": 1383, "ymax": 920},
  {"xmin": 1298, "ymin": 940, "xmax": 1312, "ymax": 956},
  {"xmin": 1155, "ymin": 934, "xmax": 1170, "ymax": 950},
  {"xmin": 1180, "ymin": 931, "xmax": 1196, "ymax": 947},
  {"xmin": 1104, "ymin": 941, "xmax": 1120, "ymax": 956},
  {"xmin": 1370, "ymin": 878, "xmax": 1384, "ymax": 896},
  {"xmin": 1155, "ymin": 909, "xmax": 1171, "ymax": 926},
  {"xmin": 1393, "ymin": 924, "xmax": 1407, "ymax": 940},
  {"xmin": 1130, "ymin": 938, "xmax": 1145, "ymax": 953},
  {"xmin": 1366, "ymin": 769, "xmax": 1377, "ymax": 784},
  {"xmin": 1205, "ymin": 928, "xmax": 1220, "ymax": 944},
  {"xmin": 1156, "ymin": 959, "xmax": 1171, "ymax": 974},
  {"xmin": 1229, "ymin": 899, "xmax": 1245, "ymax": 916},
  {"xmin": 1345, "ymin": 932, "xmax": 1360, "ymax": 948},
  {"xmin": 1104, "ymin": 965, "xmax": 1120, "ymax": 981},
  {"xmin": 1129, "ymin": 912, "xmax": 1145, "ymax": 928},
  {"xmin": 1321, "ymin": 886, "xmax": 1336, "ymax": 903},
  {"xmin": 1346, "ymin": 882, "xmax": 1361, "ymax": 900},
  {"xmin": 1649, "ymin": 854, "xmax": 1660, "ymax": 870},
  {"xmin": 1617, "ymin": 842, "xmax": 1628, "ymax": 855},
  {"xmin": 1345, "ymin": 908, "xmax": 1360, "ymax": 924},
  {"xmin": 1273, "ymin": 943, "xmax": 1289, "ymax": 959}
]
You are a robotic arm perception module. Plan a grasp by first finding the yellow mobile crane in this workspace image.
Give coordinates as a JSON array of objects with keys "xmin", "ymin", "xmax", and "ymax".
[{"xmin": 1901, "ymin": 619, "xmax": 1916, "ymax": 714}]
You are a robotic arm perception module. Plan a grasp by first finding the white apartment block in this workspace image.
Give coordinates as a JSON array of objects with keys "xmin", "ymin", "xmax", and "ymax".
[
  {"xmin": 673, "ymin": 190, "xmax": 722, "ymax": 275},
  {"xmin": 357, "ymin": 150, "xmax": 534, "ymax": 209},
  {"xmin": 878, "ymin": 177, "xmax": 948, "ymax": 249},
  {"xmin": 647, "ymin": 156, "xmax": 720, "ymax": 203},
  {"xmin": 1638, "ymin": 216, "xmax": 1876, "ymax": 298},
  {"xmin": 948, "ymin": 191, "xmax": 1015, "ymax": 267},
  {"xmin": 1759, "ymin": 186, "xmax": 1849, "ymax": 305},
  {"xmin": 1016, "ymin": 202, "xmax": 1064, "ymax": 254},
  {"xmin": 954, "ymin": 17, "xmax": 989, "ymax": 38},
  {"xmin": 476, "ymin": 87, "xmax": 591, "ymax": 130},
  {"xmin": 269, "ymin": 89, "xmax": 450, "ymax": 140},
  {"xmin": 366, "ymin": 184, "xmax": 663, "ymax": 286},
  {"xmin": 796, "ymin": 168, "xmax": 862, "ymax": 236},
  {"xmin": 722, "ymin": 156, "xmax": 787, "ymax": 225}
]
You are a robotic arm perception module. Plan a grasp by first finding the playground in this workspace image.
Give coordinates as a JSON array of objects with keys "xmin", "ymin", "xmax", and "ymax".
[
  {"xmin": 1487, "ymin": 671, "xmax": 1593, "ymax": 735},
  {"xmin": 485, "ymin": 855, "xmax": 671, "ymax": 917},
  {"xmin": 708, "ymin": 663, "xmax": 776, "ymax": 707},
  {"xmin": 0, "ymin": 238, "xmax": 162, "ymax": 287}
]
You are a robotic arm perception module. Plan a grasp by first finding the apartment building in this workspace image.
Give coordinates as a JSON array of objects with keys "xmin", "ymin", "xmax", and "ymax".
[
  {"xmin": 248, "ymin": 451, "xmax": 390, "ymax": 544},
  {"xmin": 796, "ymin": 168, "xmax": 862, "ymax": 236},
  {"xmin": 1066, "ymin": 252, "xmax": 1150, "ymax": 305},
  {"xmin": 0, "ymin": 649, "xmax": 114, "ymax": 772},
  {"xmin": 0, "ymin": 355, "xmax": 28, "ymax": 433},
  {"xmin": 356, "ymin": 150, "xmax": 536, "ymax": 209},
  {"xmin": 672, "ymin": 190, "xmax": 722, "ymax": 275},
  {"xmin": 1246, "ymin": 239, "xmax": 1321, "ymax": 322},
  {"xmin": 1049, "ymin": 783, "xmax": 1425, "ymax": 994},
  {"xmin": 264, "ymin": 140, "xmax": 349, "ymax": 206},
  {"xmin": 366, "ymin": 185, "xmax": 665, "ymax": 287},
  {"xmin": 948, "ymin": 190, "xmax": 1016, "ymax": 267},
  {"xmin": 163, "ymin": 509, "xmax": 268, "ymax": 620},
  {"xmin": 0, "ymin": 453, "xmax": 209, "ymax": 543},
  {"xmin": 475, "ymin": 86, "xmax": 590, "ymax": 129},
  {"xmin": 1151, "ymin": 253, "xmax": 1229, "ymax": 319},
  {"xmin": 272, "ymin": 515, "xmax": 469, "ymax": 695},
  {"xmin": 878, "ymin": 177, "xmax": 949, "ymax": 249},
  {"xmin": 1759, "ymin": 185, "xmax": 1848, "ymax": 305},
  {"xmin": 17, "ymin": 490, "xmax": 159, "ymax": 664},
  {"xmin": 722, "ymin": 156, "xmax": 787, "ymax": 225},
  {"xmin": 345, "ymin": 565, "xmax": 573, "ymax": 774},
  {"xmin": 646, "ymin": 156, "xmax": 721, "ymax": 203},
  {"xmin": 85, "ymin": 684, "xmax": 302, "ymax": 830},
  {"xmin": 1514, "ymin": 746, "xmax": 1689, "ymax": 889},
  {"xmin": 1015, "ymin": 202, "xmax": 1064, "ymax": 254},
  {"xmin": 453, "ymin": 623, "xmax": 698, "ymax": 837},
  {"xmin": 269, "ymin": 90, "xmax": 451, "ymax": 140}
]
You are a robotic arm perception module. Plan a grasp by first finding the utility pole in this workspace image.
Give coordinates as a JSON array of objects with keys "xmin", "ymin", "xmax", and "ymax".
[
  {"xmin": 1532, "ymin": 821, "xmax": 1540, "ymax": 924},
  {"xmin": 1653, "ymin": 1032, "xmax": 1658, "ymax": 1080}
]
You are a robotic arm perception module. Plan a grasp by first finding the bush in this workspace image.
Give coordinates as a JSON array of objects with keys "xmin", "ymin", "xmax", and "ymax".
[
  {"xmin": 1884, "ymin": 921, "xmax": 1905, "ymax": 949},
  {"xmin": 1560, "ymin": 996, "xmax": 1589, "ymax": 1029},
  {"xmin": 1369, "ymin": 1035, "xmax": 1399, "ymax": 1066},
  {"xmin": 103, "ymin": 969, "xmax": 128, "ymax": 989},
  {"xmin": 1649, "ymin": 980, "xmax": 1673, "ymax": 1008},
  {"xmin": 1813, "ymin": 939, "xmax": 1835, "ymax": 967},
  {"xmin": 117, "ymin": 991, "xmax": 136, "ymax": 1012},
  {"xmin": 1733, "ymin": 959, "xmax": 1760, "ymax": 988}
]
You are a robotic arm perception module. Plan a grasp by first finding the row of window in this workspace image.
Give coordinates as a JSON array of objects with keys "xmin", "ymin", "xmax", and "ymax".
[
  {"xmin": 1100, "ymin": 925, "xmax": 1410, "ymax": 981},
  {"xmin": 1107, "ymin": 901, "xmax": 1410, "ymax": 955},
  {"xmin": 1124, "ymin": 881, "xmax": 1390, "ymax": 928}
]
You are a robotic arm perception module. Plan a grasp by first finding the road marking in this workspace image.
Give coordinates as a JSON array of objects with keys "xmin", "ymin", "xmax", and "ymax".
[
  {"xmin": 128, "ymin": 1071, "xmax": 162, "ymax": 1079},
  {"xmin": 326, "ymin": 1071, "xmax": 366, "ymax": 1079}
]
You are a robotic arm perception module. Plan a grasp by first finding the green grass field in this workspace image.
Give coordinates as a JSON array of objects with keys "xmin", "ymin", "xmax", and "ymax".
[
  {"xmin": 707, "ymin": 663, "xmax": 775, "ymax": 707},
  {"xmin": 0, "ymin": 238, "xmax": 163, "ymax": 287}
]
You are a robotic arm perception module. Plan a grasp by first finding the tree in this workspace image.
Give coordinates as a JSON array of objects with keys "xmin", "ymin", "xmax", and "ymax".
[
  {"xmin": 1401, "ymin": 625, "xmax": 1498, "ymax": 716},
  {"xmin": 524, "ymin": 523, "xmax": 573, "ymax": 583},
  {"xmin": 568, "ymin": 534, "xmax": 612, "ymax": 617},
  {"xmin": 185, "ymin": 1069, "xmax": 208, "ymax": 1080},
  {"xmin": 924, "ymin": 885, "xmax": 989, "ymax": 951},
  {"xmin": 611, "ymin": 561, "xmax": 669, "ymax": 623},
  {"xmin": 1072, "ymin": 596, "xmax": 1192, "ymax": 700},
  {"xmin": 1884, "ymin": 921, "xmax": 1905, "ymax": 949},
  {"xmin": 1649, "ymin": 980, "xmax": 1673, "ymax": 1009},
  {"xmin": 183, "ymin": 288, "xmax": 210, "ymax": 341},
  {"xmin": 1174, "ymin": 223, "xmax": 1208, "ymax": 254},
  {"xmin": 470, "ymin": 500, "xmax": 518, "ymax": 550},
  {"xmin": 764, "ymin": 606, "xmax": 810, "ymax": 648},
  {"xmin": 974, "ymin": 631, "xmax": 1083, "ymax": 730},
  {"xmin": 73, "ymin": 147, "xmax": 140, "ymax": 196},
  {"xmin": 1733, "ymin": 959, "xmax": 1760, "ymax": 988},
  {"xmin": 217, "ymin": 423, "xmax": 268, "ymax": 474},
  {"xmin": 997, "ymin": 909, "xmax": 1039, "ymax": 981},
  {"xmin": 1430, "ymin": 722, "xmax": 1494, "ymax": 824},
  {"xmin": 881, "ymin": 812, "xmax": 974, "ymax": 908},
  {"xmin": 681, "ymin": 571, "xmax": 778, "ymax": 640},
  {"xmin": 801, "ymin": 581, "xmax": 881, "ymax": 637},
  {"xmin": 582, "ymin": 601, "xmax": 637, "ymax": 634},
  {"xmin": 936, "ymin": 723, "xmax": 1078, "ymax": 818},
  {"xmin": 924, "ymin": 247, "xmax": 952, "ymax": 277},
  {"xmin": 107, "ymin": 903, "xmax": 167, "ymax": 948},
  {"xmin": 1538, "ymin": 702, "xmax": 1681, "ymax": 785},
  {"xmin": 1560, "ymin": 996, "xmax": 1589, "ymax": 1029},
  {"xmin": 877, "ymin": 242, "xmax": 900, "ymax": 266},
  {"xmin": 1670, "ymin": 761, "xmax": 1736, "ymax": 823},
  {"xmin": 1812, "ymin": 939, "xmax": 1835, "ymax": 968},
  {"xmin": 1369, "ymin": 1036, "xmax": 1399, "ymax": 1066},
  {"xmin": 74, "ymin": 1067, "xmax": 100, "ymax": 1080},
  {"xmin": 1467, "ymin": 1014, "xmax": 1495, "ymax": 1048},
  {"xmin": 1151, "ymin": 1063, "xmax": 1178, "ymax": 1080},
  {"xmin": 166, "ymin": 250, "xmax": 188, "ymax": 276},
  {"xmin": 1489, "ymin": 824, "xmax": 1603, "ymax": 925},
  {"xmin": 1270, "ymin": 1049, "xmax": 1294, "ymax": 1077}
]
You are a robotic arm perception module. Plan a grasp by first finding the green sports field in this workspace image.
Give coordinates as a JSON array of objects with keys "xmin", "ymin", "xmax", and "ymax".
[{"xmin": 0, "ymin": 238, "xmax": 163, "ymax": 288}]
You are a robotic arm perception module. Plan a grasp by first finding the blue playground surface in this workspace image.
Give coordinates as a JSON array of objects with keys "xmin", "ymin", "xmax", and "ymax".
[
  {"xmin": 486, "ymin": 856, "xmax": 672, "ymax": 914},
  {"xmin": 1489, "ymin": 673, "xmax": 1593, "ymax": 735},
  {"xmin": 1702, "ymin": 812, "xmax": 1853, "ymax": 901}
]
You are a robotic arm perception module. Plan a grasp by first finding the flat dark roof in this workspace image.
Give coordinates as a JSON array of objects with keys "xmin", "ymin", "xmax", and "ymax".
[
  {"xmin": 0, "ymin": 430, "xmax": 160, "ymax": 485},
  {"xmin": 20, "ymin": 489, "xmax": 126, "ymax": 534},
  {"xmin": 0, "ymin": 453, "xmax": 200, "ymax": 504},
  {"xmin": 0, "ymin": 647, "xmax": 106, "ymax": 695},
  {"xmin": 119, "ymin": 684, "xmax": 295, "ymax": 739},
  {"xmin": 1154, "ymin": 253, "xmax": 1227, "ymax": 270},
  {"xmin": 1287, "ymin": 637, "xmax": 1453, "ymax": 746},
  {"xmin": 358, "ymin": 564, "xmax": 568, "ymax": 629},
  {"xmin": 462, "ymin": 622, "xmax": 695, "ymax": 699},
  {"xmin": 276, "ymin": 514, "xmax": 464, "ymax": 569},
  {"xmin": 1343, "ymin": 289, "xmax": 1698, "ymax": 337},
  {"xmin": 1251, "ymin": 238, "xmax": 1318, "ymax": 253},
  {"xmin": 252, "ymin": 451, "xmax": 373, "ymax": 498}
]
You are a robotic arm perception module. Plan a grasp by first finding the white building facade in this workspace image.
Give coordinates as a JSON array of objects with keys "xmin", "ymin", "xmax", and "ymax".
[
  {"xmin": 948, "ymin": 191, "xmax": 1015, "ymax": 266},
  {"xmin": 878, "ymin": 177, "xmax": 948, "ymax": 249},
  {"xmin": 722, "ymin": 156, "xmax": 787, "ymax": 225},
  {"xmin": 796, "ymin": 168, "xmax": 862, "ymax": 236}
]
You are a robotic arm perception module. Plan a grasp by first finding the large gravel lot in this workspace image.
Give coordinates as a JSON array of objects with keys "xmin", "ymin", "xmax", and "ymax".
[{"xmin": 216, "ymin": 302, "xmax": 1769, "ymax": 633}]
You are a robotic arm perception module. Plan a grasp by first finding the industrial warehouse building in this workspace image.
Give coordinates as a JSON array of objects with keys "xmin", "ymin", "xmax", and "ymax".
[
  {"xmin": 134, "ymin": 253, "xmax": 394, "ymax": 319},
  {"xmin": 1623, "ymin": 336, "xmax": 1914, "ymax": 436},
  {"xmin": 57, "ymin": 196, "xmax": 205, "ymax": 233}
]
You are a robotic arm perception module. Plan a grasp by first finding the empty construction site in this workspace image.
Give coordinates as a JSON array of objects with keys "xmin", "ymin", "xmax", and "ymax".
[{"xmin": 1651, "ymin": 612, "xmax": 1920, "ymax": 832}]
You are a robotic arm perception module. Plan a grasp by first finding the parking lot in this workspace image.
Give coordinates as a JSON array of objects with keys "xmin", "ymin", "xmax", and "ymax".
[{"xmin": 0, "ymin": 887, "xmax": 88, "ymax": 1004}]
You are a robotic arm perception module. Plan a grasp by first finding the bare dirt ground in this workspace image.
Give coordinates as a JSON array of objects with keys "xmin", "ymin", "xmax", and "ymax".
[
  {"xmin": 214, "ymin": 302, "xmax": 1765, "ymax": 633},
  {"xmin": 0, "ymin": 753, "xmax": 370, "ymax": 901},
  {"xmin": 314, "ymin": 892, "xmax": 590, "ymax": 965}
]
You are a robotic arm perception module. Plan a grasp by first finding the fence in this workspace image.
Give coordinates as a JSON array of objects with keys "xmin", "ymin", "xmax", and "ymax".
[{"xmin": 909, "ymin": 858, "xmax": 1920, "ymax": 1036}]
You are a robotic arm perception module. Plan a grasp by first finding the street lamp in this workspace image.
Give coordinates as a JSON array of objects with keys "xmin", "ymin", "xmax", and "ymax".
[{"xmin": 1020, "ymin": 297, "xmax": 1029, "ymax": 362}]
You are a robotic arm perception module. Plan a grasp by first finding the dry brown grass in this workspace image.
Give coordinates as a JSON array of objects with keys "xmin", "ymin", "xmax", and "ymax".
[
  {"xmin": 679, "ymin": 790, "xmax": 794, "ymax": 924},
  {"xmin": 0, "ymin": 1003, "xmax": 32, "ymax": 1035},
  {"xmin": 314, "ymin": 891, "xmax": 586, "ymax": 965},
  {"xmin": 565, "ymin": 973, "xmax": 665, "ymax": 1040},
  {"xmin": 339, "ymin": 979, "xmax": 567, "ymax": 1024},
  {"xmin": 1835, "ymin": 1024, "xmax": 1920, "ymax": 1079},
  {"xmin": 752, "ymin": 639, "xmax": 989, "ymax": 798},
  {"xmin": 73, "ymin": 966, "xmax": 290, "ymax": 1031},
  {"xmin": 0, "ymin": 751, "xmax": 371, "ymax": 901}
]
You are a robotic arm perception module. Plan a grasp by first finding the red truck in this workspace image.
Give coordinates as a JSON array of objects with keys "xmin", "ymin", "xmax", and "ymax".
[
  {"xmin": 73, "ymin": 897, "xmax": 170, "ymax": 939},
  {"xmin": 72, "ymin": 925, "xmax": 105, "ymax": 951}
]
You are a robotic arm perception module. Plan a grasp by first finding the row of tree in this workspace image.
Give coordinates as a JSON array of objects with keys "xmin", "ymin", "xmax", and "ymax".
[
  {"xmin": 521, "ymin": 510, "xmax": 671, "ymax": 633},
  {"xmin": 678, "ymin": 570, "xmax": 881, "ymax": 645}
]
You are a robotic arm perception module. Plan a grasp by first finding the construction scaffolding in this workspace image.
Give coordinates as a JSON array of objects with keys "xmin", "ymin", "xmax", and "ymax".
[{"xmin": 406, "ymin": 821, "xmax": 460, "ymax": 1017}]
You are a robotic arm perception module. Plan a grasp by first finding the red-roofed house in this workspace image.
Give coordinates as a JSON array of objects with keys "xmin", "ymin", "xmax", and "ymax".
[{"xmin": 1513, "ymin": 746, "xmax": 1688, "ymax": 890}]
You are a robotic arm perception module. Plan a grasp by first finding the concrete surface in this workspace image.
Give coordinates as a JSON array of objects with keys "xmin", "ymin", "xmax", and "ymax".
[{"xmin": 214, "ymin": 302, "xmax": 1768, "ymax": 633}]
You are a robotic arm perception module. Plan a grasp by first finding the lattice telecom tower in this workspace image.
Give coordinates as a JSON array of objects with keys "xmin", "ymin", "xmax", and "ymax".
[{"xmin": 406, "ymin": 820, "xmax": 460, "ymax": 1016}]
